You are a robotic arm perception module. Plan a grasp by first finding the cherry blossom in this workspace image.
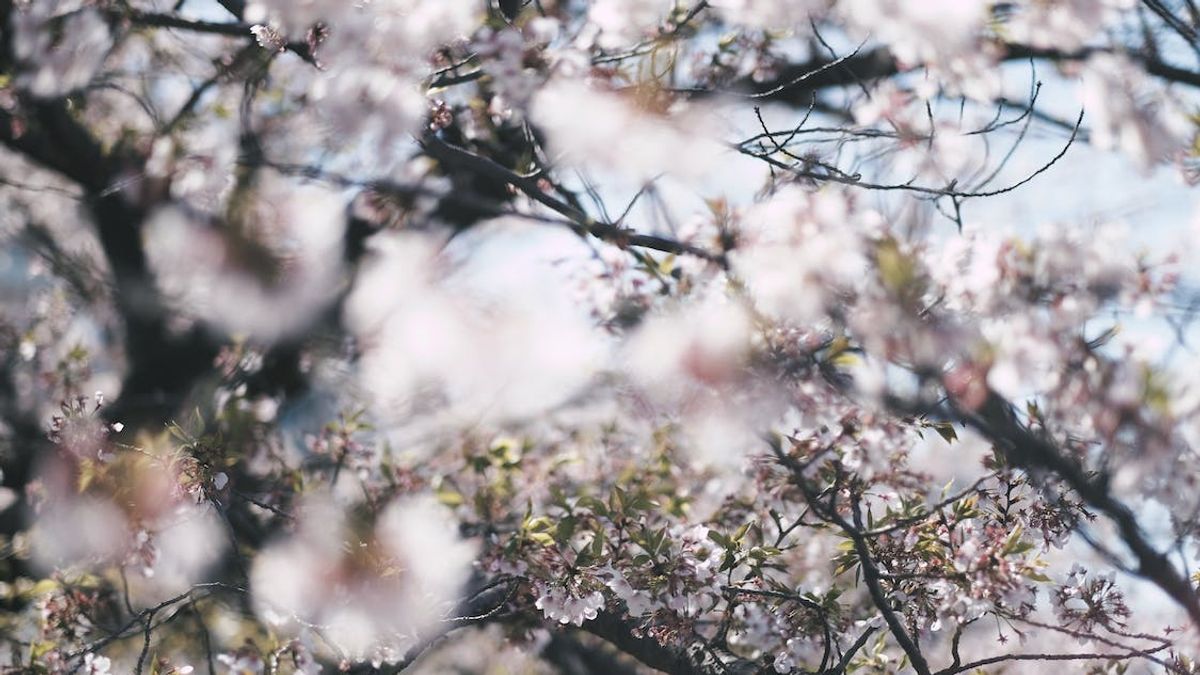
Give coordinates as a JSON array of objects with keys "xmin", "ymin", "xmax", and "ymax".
[{"xmin": 4, "ymin": 0, "xmax": 1200, "ymax": 673}]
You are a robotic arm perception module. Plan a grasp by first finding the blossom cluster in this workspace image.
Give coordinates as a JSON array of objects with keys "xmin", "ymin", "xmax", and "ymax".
[{"xmin": 3, "ymin": 0, "xmax": 1200, "ymax": 673}]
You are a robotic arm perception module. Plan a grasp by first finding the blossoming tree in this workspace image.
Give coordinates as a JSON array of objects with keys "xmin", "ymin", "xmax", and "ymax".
[{"xmin": 4, "ymin": 0, "xmax": 1200, "ymax": 673}]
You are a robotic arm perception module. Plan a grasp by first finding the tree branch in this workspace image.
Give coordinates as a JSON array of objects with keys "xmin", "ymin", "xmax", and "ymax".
[
  {"xmin": 419, "ymin": 134, "xmax": 727, "ymax": 265},
  {"xmin": 580, "ymin": 611, "xmax": 730, "ymax": 675},
  {"xmin": 909, "ymin": 388, "xmax": 1200, "ymax": 630},
  {"xmin": 732, "ymin": 40, "xmax": 1200, "ymax": 111}
]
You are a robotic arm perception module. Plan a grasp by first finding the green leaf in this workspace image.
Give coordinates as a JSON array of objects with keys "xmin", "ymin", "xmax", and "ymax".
[
  {"xmin": 876, "ymin": 237, "xmax": 918, "ymax": 295},
  {"xmin": 525, "ymin": 515, "xmax": 553, "ymax": 533},
  {"xmin": 29, "ymin": 579, "xmax": 59, "ymax": 597},
  {"xmin": 1001, "ymin": 525, "xmax": 1033, "ymax": 556},
  {"xmin": 556, "ymin": 516, "xmax": 577, "ymax": 544},
  {"xmin": 610, "ymin": 486, "xmax": 626, "ymax": 515},
  {"xmin": 590, "ymin": 528, "xmax": 606, "ymax": 558},
  {"xmin": 577, "ymin": 496, "xmax": 608, "ymax": 517},
  {"xmin": 30, "ymin": 641, "xmax": 56, "ymax": 660},
  {"xmin": 527, "ymin": 531, "xmax": 555, "ymax": 547},
  {"xmin": 76, "ymin": 459, "xmax": 96, "ymax": 493},
  {"xmin": 435, "ymin": 487, "xmax": 464, "ymax": 507},
  {"xmin": 732, "ymin": 521, "xmax": 752, "ymax": 544},
  {"xmin": 930, "ymin": 421, "xmax": 957, "ymax": 444}
]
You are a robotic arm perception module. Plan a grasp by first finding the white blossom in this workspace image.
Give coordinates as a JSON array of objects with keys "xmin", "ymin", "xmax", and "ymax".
[
  {"xmin": 82, "ymin": 653, "xmax": 111, "ymax": 675},
  {"xmin": 531, "ymin": 79, "xmax": 725, "ymax": 181},
  {"xmin": 1082, "ymin": 54, "xmax": 1194, "ymax": 169},
  {"xmin": 13, "ymin": 5, "xmax": 111, "ymax": 98},
  {"xmin": 534, "ymin": 585, "xmax": 605, "ymax": 626},
  {"xmin": 1005, "ymin": 0, "xmax": 1135, "ymax": 51},
  {"xmin": 732, "ymin": 186, "xmax": 873, "ymax": 323},
  {"xmin": 587, "ymin": 0, "xmax": 670, "ymax": 49},
  {"xmin": 839, "ymin": 0, "xmax": 998, "ymax": 99}
]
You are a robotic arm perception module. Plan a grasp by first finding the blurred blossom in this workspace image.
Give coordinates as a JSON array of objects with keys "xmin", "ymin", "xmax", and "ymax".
[
  {"xmin": 245, "ymin": 0, "xmax": 480, "ymax": 150},
  {"xmin": 30, "ymin": 497, "xmax": 129, "ymax": 571},
  {"xmin": 144, "ymin": 177, "xmax": 345, "ymax": 342},
  {"xmin": 586, "ymin": 0, "xmax": 669, "ymax": 49},
  {"xmin": 348, "ymin": 231, "xmax": 605, "ymax": 423},
  {"xmin": 927, "ymin": 227, "xmax": 1005, "ymax": 313},
  {"xmin": 244, "ymin": 0, "xmax": 328, "ymax": 36},
  {"xmin": 6, "ymin": 0, "xmax": 1200, "ymax": 668},
  {"xmin": 709, "ymin": 0, "xmax": 828, "ymax": 30},
  {"xmin": 12, "ymin": 5, "xmax": 111, "ymax": 98},
  {"xmin": 839, "ymin": 0, "xmax": 998, "ymax": 99},
  {"xmin": 773, "ymin": 636, "xmax": 823, "ymax": 674},
  {"xmin": 918, "ymin": 123, "xmax": 980, "ymax": 182},
  {"xmin": 623, "ymin": 294, "xmax": 752, "ymax": 397},
  {"xmin": 531, "ymin": 79, "xmax": 725, "ymax": 181},
  {"xmin": 478, "ymin": 28, "xmax": 544, "ymax": 107},
  {"xmin": 1170, "ymin": 358, "xmax": 1200, "ymax": 420},
  {"xmin": 981, "ymin": 315, "xmax": 1061, "ymax": 400},
  {"xmin": 375, "ymin": 497, "xmax": 479, "ymax": 604},
  {"xmin": 247, "ymin": 0, "xmax": 478, "ymax": 55},
  {"xmin": 345, "ymin": 232, "xmax": 443, "ymax": 335},
  {"xmin": 216, "ymin": 648, "xmax": 265, "ymax": 675},
  {"xmin": 1082, "ymin": 54, "xmax": 1194, "ymax": 170},
  {"xmin": 30, "ymin": 452, "xmax": 224, "ymax": 598},
  {"xmin": 908, "ymin": 425, "xmax": 993, "ymax": 488},
  {"xmin": 347, "ymin": 234, "xmax": 472, "ymax": 417},
  {"xmin": 0, "ymin": 487, "xmax": 16, "ymax": 513},
  {"xmin": 307, "ymin": 67, "xmax": 427, "ymax": 145},
  {"xmin": 456, "ymin": 301, "xmax": 606, "ymax": 419},
  {"xmin": 251, "ymin": 495, "xmax": 476, "ymax": 663},
  {"xmin": 732, "ymin": 187, "xmax": 874, "ymax": 323},
  {"xmin": 1005, "ymin": 0, "xmax": 1134, "ymax": 50},
  {"xmin": 621, "ymin": 292, "xmax": 776, "ymax": 469},
  {"xmin": 679, "ymin": 399, "xmax": 768, "ymax": 469},
  {"xmin": 125, "ymin": 506, "xmax": 225, "ymax": 600},
  {"xmin": 48, "ymin": 409, "xmax": 110, "ymax": 463},
  {"xmin": 850, "ymin": 86, "xmax": 986, "ymax": 179},
  {"xmin": 844, "ymin": 356, "xmax": 887, "ymax": 400},
  {"xmin": 853, "ymin": 81, "xmax": 917, "ymax": 129},
  {"xmin": 167, "ymin": 125, "xmax": 240, "ymax": 209}
]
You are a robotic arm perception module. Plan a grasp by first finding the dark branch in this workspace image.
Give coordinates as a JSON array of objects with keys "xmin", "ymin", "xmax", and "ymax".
[
  {"xmin": 957, "ymin": 390, "xmax": 1200, "ymax": 629},
  {"xmin": 419, "ymin": 134, "xmax": 728, "ymax": 265}
]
